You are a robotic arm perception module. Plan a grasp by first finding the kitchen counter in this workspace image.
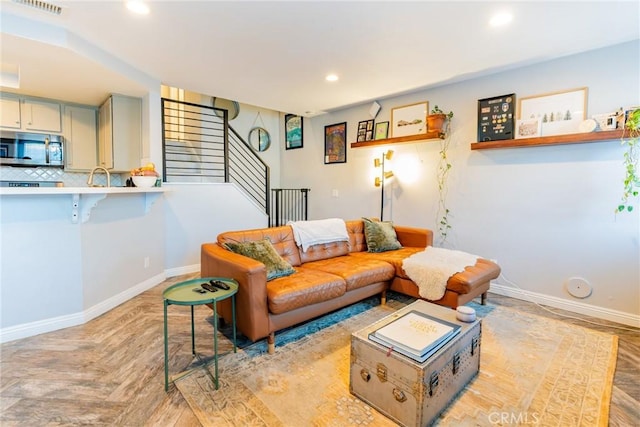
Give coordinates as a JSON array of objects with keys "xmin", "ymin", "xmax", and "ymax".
[
  {"xmin": 0, "ymin": 186, "xmax": 167, "ymax": 223},
  {"xmin": 0, "ymin": 186, "xmax": 166, "ymax": 195}
]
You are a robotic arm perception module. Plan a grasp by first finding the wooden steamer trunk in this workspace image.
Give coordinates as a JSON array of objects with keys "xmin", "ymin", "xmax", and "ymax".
[{"xmin": 350, "ymin": 300, "xmax": 481, "ymax": 427}]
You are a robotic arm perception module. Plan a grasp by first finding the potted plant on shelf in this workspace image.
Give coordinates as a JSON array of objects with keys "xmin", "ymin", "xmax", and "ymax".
[
  {"xmin": 618, "ymin": 108, "xmax": 640, "ymax": 213},
  {"xmin": 427, "ymin": 105, "xmax": 454, "ymax": 136}
]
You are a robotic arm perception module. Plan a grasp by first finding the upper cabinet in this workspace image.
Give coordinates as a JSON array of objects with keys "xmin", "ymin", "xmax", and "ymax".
[
  {"xmin": 98, "ymin": 94, "xmax": 142, "ymax": 172},
  {"xmin": 64, "ymin": 105, "xmax": 98, "ymax": 171},
  {"xmin": 0, "ymin": 95, "xmax": 62, "ymax": 133}
]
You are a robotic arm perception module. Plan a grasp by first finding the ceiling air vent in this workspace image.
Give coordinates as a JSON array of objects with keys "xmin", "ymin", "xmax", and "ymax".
[{"xmin": 12, "ymin": 0, "xmax": 62, "ymax": 15}]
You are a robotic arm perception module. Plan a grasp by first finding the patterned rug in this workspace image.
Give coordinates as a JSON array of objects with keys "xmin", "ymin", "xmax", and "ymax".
[{"xmin": 174, "ymin": 295, "xmax": 618, "ymax": 426}]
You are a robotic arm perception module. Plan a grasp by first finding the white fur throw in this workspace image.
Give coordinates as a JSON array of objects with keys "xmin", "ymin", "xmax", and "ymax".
[{"xmin": 402, "ymin": 247, "xmax": 479, "ymax": 300}]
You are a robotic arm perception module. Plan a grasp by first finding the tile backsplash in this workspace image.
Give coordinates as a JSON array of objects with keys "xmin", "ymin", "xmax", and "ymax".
[{"xmin": 0, "ymin": 166, "xmax": 124, "ymax": 187}]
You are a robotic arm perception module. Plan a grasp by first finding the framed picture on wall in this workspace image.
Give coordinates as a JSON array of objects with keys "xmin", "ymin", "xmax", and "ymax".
[
  {"xmin": 285, "ymin": 114, "xmax": 304, "ymax": 149},
  {"xmin": 324, "ymin": 122, "xmax": 347, "ymax": 164},
  {"xmin": 358, "ymin": 119, "xmax": 374, "ymax": 141},
  {"xmin": 391, "ymin": 101, "xmax": 428, "ymax": 137},
  {"xmin": 374, "ymin": 121, "xmax": 389, "ymax": 140},
  {"xmin": 518, "ymin": 87, "xmax": 587, "ymax": 136}
]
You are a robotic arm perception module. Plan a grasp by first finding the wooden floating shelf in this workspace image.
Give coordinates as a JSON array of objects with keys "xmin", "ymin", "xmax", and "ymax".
[
  {"xmin": 350, "ymin": 130, "xmax": 444, "ymax": 148},
  {"xmin": 470, "ymin": 129, "xmax": 625, "ymax": 150}
]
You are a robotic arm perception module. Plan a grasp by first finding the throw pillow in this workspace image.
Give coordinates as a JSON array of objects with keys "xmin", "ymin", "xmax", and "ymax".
[
  {"xmin": 362, "ymin": 217, "xmax": 403, "ymax": 253},
  {"xmin": 223, "ymin": 238, "xmax": 295, "ymax": 280}
]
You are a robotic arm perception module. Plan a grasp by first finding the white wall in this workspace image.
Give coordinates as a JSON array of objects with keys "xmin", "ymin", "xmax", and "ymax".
[
  {"xmin": 280, "ymin": 41, "xmax": 640, "ymax": 322},
  {"xmin": 163, "ymin": 183, "xmax": 268, "ymax": 273},
  {"xmin": 0, "ymin": 191, "xmax": 166, "ymax": 342}
]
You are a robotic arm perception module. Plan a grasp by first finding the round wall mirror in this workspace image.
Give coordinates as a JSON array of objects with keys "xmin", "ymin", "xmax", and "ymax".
[
  {"xmin": 212, "ymin": 97, "xmax": 240, "ymax": 120},
  {"xmin": 248, "ymin": 127, "xmax": 271, "ymax": 152}
]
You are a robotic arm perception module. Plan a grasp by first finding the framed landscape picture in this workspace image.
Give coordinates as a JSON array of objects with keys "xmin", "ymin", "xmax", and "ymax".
[
  {"xmin": 285, "ymin": 114, "xmax": 303, "ymax": 149},
  {"xmin": 518, "ymin": 87, "xmax": 587, "ymax": 136},
  {"xmin": 324, "ymin": 122, "xmax": 347, "ymax": 164},
  {"xmin": 391, "ymin": 101, "xmax": 428, "ymax": 137}
]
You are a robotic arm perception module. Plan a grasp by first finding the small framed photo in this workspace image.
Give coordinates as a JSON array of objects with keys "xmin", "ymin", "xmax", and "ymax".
[
  {"xmin": 391, "ymin": 101, "xmax": 428, "ymax": 137},
  {"xmin": 515, "ymin": 118, "xmax": 542, "ymax": 139},
  {"xmin": 519, "ymin": 87, "xmax": 588, "ymax": 136},
  {"xmin": 374, "ymin": 121, "xmax": 389, "ymax": 140},
  {"xmin": 285, "ymin": 114, "xmax": 304, "ymax": 150},
  {"xmin": 324, "ymin": 122, "xmax": 347, "ymax": 164},
  {"xmin": 358, "ymin": 119, "xmax": 374, "ymax": 141}
]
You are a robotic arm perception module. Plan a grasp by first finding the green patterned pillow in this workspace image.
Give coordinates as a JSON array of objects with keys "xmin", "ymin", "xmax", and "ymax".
[
  {"xmin": 362, "ymin": 217, "xmax": 403, "ymax": 253},
  {"xmin": 224, "ymin": 238, "xmax": 295, "ymax": 281}
]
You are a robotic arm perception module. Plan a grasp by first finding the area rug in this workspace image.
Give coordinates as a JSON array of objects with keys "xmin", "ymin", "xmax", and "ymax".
[{"xmin": 175, "ymin": 297, "xmax": 618, "ymax": 426}]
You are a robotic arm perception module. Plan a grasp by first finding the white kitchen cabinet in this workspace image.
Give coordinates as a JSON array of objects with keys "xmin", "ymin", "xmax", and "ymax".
[
  {"xmin": 23, "ymin": 99, "xmax": 62, "ymax": 132},
  {"xmin": 98, "ymin": 94, "xmax": 141, "ymax": 172},
  {"xmin": 64, "ymin": 105, "xmax": 98, "ymax": 171},
  {"xmin": 0, "ymin": 94, "xmax": 62, "ymax": 132},
  {"xmin": 0, "ymin": 97, "xmax": 21, "ymax": 129}
]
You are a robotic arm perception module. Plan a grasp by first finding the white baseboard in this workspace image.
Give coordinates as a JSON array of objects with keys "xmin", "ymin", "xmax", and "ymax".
[
  {"xmin": 490, "ymin": 282, "xmax": 640, "ymax": 328},
  {"xmin": 0, "ymin": 272, "xmax": 167, "ymax": 344},
  {"xmin": 165, "ymin": 263, "xmax": 200, "ymax": 278}
]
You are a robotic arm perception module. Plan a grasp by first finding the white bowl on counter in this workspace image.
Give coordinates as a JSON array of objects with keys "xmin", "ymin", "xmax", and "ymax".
[{"xmin": 132, "ymin": 176, "xmax": 158, "ymax": 188}]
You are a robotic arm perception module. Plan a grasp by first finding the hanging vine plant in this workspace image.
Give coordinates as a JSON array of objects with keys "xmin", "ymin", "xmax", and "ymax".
[
  {"xmin": 617, "ymin": 108, "xmax": 640, "ymax": 213},
  {"xmin": 433, "ymin": 106, "xmax": 454, "ymax": 245}
]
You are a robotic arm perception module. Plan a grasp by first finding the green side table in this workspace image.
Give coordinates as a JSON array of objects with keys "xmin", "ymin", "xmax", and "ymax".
[{"xmin": 163, "ymin": 277, "xmax": 238, "ymax": 391}]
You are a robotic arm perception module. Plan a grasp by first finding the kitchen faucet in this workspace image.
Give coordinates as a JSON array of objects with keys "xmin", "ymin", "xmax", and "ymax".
[{"xmin": 87, "ymin": 166, "xmax": 111, "ymax": 187}]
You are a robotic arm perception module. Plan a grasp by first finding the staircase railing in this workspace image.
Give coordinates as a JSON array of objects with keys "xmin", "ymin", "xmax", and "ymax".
[{"xmin": 161, "ymin": 98, "xmax": 270, "ymax": 215}]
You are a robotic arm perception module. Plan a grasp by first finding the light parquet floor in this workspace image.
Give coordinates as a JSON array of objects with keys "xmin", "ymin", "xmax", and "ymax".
[{"xmin": 1, "ymin": 274, "xmax": 638, "ymax": 426}]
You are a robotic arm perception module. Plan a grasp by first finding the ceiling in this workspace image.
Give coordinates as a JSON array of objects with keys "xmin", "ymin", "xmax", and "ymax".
[{"xmin": 1, "ymin": 1, "xmax": 638, "ymax": 116}]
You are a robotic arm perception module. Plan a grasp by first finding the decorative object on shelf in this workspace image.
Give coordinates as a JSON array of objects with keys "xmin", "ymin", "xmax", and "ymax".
[
  {"xmin": 477, "ymin": 93, "xmax": 515, "ymax": 142},
  {"xmin": 248, "ymin": 112, "xmax": 271, "ymax": 152},
  {"xmin": 324, "ymin": 122, "xmax": 347, "ymax": 164},
  {"xmin": 374, "ymin": 121, "xmax": 389, "ymax": 140},
  {"xmin": 285, "ymin": 114, "xmax": 303, "ymax": 150},
  {"xmin": 516, "ymin": 118, "xmax": 542, "ymax": 139},
  {"xmin": 212, "ymin": 97, "xmax": 240, "ymax": 120},
  {"xmin": 578, "ymin": 118, "xmax": 599, "ymax": 133},
  {"xmin": 391, "ymin": 101, "xmax": 428, "ymax": 137},
  {"xmin": 436, "ymin": 113, "xmax": 453, "ymax": 245},
  {"xmin": 374, "ymin": 149, "xmax": 394, "ymax": 220},
  {"xmin": 617, "ymin": 107, "xmax": 640, "ymax": 213},
  {"xmin": 518, "ymin": 87, "xmax": 587, "ymax": 136},
  {"xmin": 426, "ymin": 105, "xmax": 453, "ymax": 136},
  {"xmin": 357, "ymin": 119, "xmax": 374, "ymax": 142}
]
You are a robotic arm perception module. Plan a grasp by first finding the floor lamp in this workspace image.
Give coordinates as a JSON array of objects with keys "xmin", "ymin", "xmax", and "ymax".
[{"xmin": 374, "ymin": 150, "xmax": 394, "ymax": 221}]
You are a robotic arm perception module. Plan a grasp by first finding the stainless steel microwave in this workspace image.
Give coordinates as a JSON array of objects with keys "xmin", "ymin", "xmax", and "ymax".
[{"xmin": 0, "ymin": 131, "xmax": 64, "ymax": 168}]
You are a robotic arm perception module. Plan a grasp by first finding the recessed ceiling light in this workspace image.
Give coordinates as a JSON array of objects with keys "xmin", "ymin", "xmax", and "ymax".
[
  {"xmin": 489, "ymin": 12, "xmax": 512, "ymax": 27},
  {"xmin": 127, "ymin": 1, "xmax": 149, "ymax": 15},
  {"xmin": 326, "ymin": 74, "xmax": 339, "ymax": 82}
]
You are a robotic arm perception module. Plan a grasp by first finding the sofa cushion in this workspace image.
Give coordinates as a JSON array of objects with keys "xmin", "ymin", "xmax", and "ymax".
[
  {"xmin": 351, "ymin": 247, "xmax": 425, "ymax": 278},
  {"xmin": 223, "ymin": 238, "xmax": 295, "ymax": 281},
  {"xmin": 362, "ymin": 217, "xmax": 403, "ymax": 252},
  {"xmin": 302, "ymin": 255, "xmax": 395, "ymax": 292},
  {"xmin": 218, "ymin": 226, "xmax": 302, "ymax": 266},
  {"xmin": 266, "ymin": 267, "xmax": 346, "ymax": 314},
  {"xmin": 298, "ymin": 240, "xmax": 350, "ymax": 264}
]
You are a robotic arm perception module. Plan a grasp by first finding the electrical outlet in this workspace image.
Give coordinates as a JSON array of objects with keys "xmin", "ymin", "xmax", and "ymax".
[{"xmin": 144, "ymin": 257, "xmax": 150, "ymax": 268}]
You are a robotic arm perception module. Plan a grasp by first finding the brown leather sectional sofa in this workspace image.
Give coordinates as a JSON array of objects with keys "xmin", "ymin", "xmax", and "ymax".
[{"xmin": 201, "ymin": 219, "xmax": 500, "ymax": 353}]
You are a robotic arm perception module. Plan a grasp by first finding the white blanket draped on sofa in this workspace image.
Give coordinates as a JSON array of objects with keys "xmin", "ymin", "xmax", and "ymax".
[
  {"xmin": 288, "ymin": 218, "xmax": 349, "ymax": 252},
  {"xmin": 402, "ymin": 247, "xmax": 479, "ymax": 300}
]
